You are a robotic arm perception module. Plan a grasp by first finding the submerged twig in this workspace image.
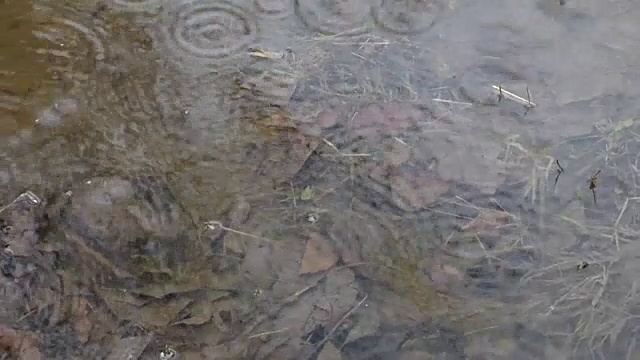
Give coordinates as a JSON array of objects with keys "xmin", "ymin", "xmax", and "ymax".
[
  {"xmin": 554, "ymin": 159, "xmax": 565, "ymax": 188},
  {"xmin": 321, "ymin": 138, "xmax": 371, "ymax": 157},
  {"xmin": 204, "ymin": 221, "xmax": 274, "ymax": 243},
  {"xmin": 588, "ymin": 170, "xmax": 601, "ymax": 204},
  {"xmin": 492, "ymin": 85, "xmax": 536, "ymax": 108},
  {"xmin": 432, "ymin": 98, "xmax": 472, "ymax": 106},
  {"xmin": 314, "ymin": 294, "xmax": 368, "ymax": 351}
]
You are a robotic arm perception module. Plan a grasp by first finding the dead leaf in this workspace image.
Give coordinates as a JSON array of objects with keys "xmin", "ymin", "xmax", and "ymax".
[
  {"xmin": 428, "ymin": 263, "xmax": 463, "ymax": 293},
  {"xmin": 261, "ymin": 111, "xmax": 296, "ymax": 129},
  {"xmin": 299, "ymin": 232, "xmax": 338, "ymax": 275},
  {"xmin": 63, "ymin": 229, "xmax": 133, "ymax": 279},
  {"xmin": 0, "ymin": 325, "xmax": 42, "ymax": 360},
  {"xmin": 171, "ymin": 290, "xmax": 230, "ymax": 326},
  {"xmin": 390, "ymin": 164, "xmax": 449, "ymax": 211},
  {"xmin": 383, "ymin": 141, "xmax": 411, "ymax": 167},
  {"xmin": 136, "ymin": 297, "xmax": 192, "ymax": 328},
  {"xmin": 106, "ymin": 335, "xmax": 152, "ymax": 360},
  {"xmin": 97, "ymin": 287, "xmax": 196, "ymax": 328},
  {"xmin": 318, "ymin": 342, "xmax": 342, "ymax": 360},
  {"xmin": 129, "ymin": 270, "xmax": 239, "ymax": 298},
  {"xmin": 259, "ymin": 130, "xmax": 321, "ymax": 180},
  {"xmin": 316, "ymin": 108, "xmax": 340, "ymax": 129},
  {"xmin": 97, "ymin": 288, "xmax": 149, "ymax": 323},
  {"xmin": 69, "ymin": 296, "xmax": 92, "ymax": 344},
  {"xmin": 463, "ymin": 209, "xmax": 510, "ymax": 235},
  {"xmin": 351, "ymin": 103, "xmax": 423, "ymax": 142}
]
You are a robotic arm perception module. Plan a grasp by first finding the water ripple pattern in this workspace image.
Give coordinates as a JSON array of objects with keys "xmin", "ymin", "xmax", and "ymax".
[
  {"xmin": 294, "ymin": 0, "xmax": 373, "ymax": 36},
  {"xmin": 156, "ymin": 0, "xmax": 257, "ymax": 68},
  {"xmin": 32, "ymin": 2, "xmax": 161, "ymax": 127},
  {"xmin": 110, "ymin": 0, "xmax": 164, "ymax": 14},
  {"xmin": 254, "ymin": 0, "xmax": 292, "ymax": 18},
  {"xmin": 33, "ymin": 4, "xmax": 108, "ymax": 70},
  {"xmin": 372, "ymin": 0, "xmax": 447, "ymax": 35}
]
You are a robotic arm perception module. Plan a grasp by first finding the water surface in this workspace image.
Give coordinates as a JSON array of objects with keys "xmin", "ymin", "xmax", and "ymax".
[{"xmin": 1, "ymin": 0, "xmax": 640, "ymax": 359}]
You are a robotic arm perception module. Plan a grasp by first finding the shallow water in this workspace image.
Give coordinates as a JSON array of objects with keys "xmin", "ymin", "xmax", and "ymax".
[{"xmin": 1, "ymin": 0, "xmax": 640, "ymax": 358}]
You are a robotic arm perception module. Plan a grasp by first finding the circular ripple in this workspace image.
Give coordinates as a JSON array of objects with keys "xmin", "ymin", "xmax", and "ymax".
[
  {"xmin": 372, "ymin": 0, "xmax": 446, "ymax": 35},
  {"xmin": 33, "ymin": 4, "xmax": 162, "ymax": 124},
  {"xmin": 157, "ymin": 0, "xmax": 257, "ymax": 67},
  {"xmin": 254, "ymin": 0, "xmax": 292, "ymax": 18},
  {"xmin": 294, "ymin": 0, "xmax": 373, "ymax": 36},
  {"xmin": 33, "ymin": 4, "xmax": 109, "ymax": 74},
  {"xmin": 111, "ymin": 0, "xmax": 163, "ymax": 14}
]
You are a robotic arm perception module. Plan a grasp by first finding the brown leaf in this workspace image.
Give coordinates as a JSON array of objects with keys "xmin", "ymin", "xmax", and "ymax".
[
  {"xmin": 0, "ymin": 325, "xmax": 42, "ymax": 360},
  {"xmin": 299, "ymin": 232, "xmax": 338, "ymax": 275},
  {"xmin": 69, "ymin": 296, "xmax": 92, "ymax": 344},
  {"xmin": 106, "ymin": 336, "xmax": 152, "ymax": 360},
  {"xmin": 318, "ymin": 342, "xmax": 342, "ymax": 360},
  {"xmin": 463, "ymin": 209, "xmax": 510, "ymax": 235},
  {"xmin": 261, "ymin": 111, "xmax": 297, "ymax": 130},
  {"xmin": 171, "ymin": 290, "xmax": 229, "ymax": 326},
  {"xmin": 352, "ymin": 103, "xmax": 423, "ymax": 141},
  {"xmin": 136, "ymin": 297, "xmax": 192, "ymax": 328},
  {"xmin": 390, "ymin": 164, "xmax": 449, "ymax": 211},
  {"xmin": 316, "ymin": 109, "xmax": 339, "ymax": 129}
]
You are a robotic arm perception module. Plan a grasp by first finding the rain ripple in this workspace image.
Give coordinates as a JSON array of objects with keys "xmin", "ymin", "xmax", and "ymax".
[
  {"xmin": 294, "ymin": 0, "xmax": 373, "ymax": 36},
  {"xmin": 254, "ymin": 0, "xmax": 292, "ymax": 18},
  {"xmin": 372, "ymin": 0, "xmax": 449, "ymax": 35},
  {"xmin": 32, "ymin": 2, "xmax": 160, "ymax": 124},
  {"xmin": 154, "ymin": 0, "xmax": 258, "ymax": 70},
  {"xmin": 110, "ymin": 0, "xmax": 164, "ymax": 14}
]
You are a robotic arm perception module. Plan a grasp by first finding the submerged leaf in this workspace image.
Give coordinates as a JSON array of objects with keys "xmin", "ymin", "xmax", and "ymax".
[{"xmin": 300, "ymin": 232, "xmax": 338, "ymax": 275}]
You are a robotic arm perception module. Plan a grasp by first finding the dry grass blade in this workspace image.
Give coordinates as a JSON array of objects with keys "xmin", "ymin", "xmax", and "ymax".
[
  {"xmin": 247, "ymin": 328, "xmax": 289, "ymax": 339},
  {"xmin": 203, "ymin": 221, "xmax": 274, "ymax": 243},
  {"xmin": 432, "ymin": 98, "xmax": 472, "ymax": 106},
  {"xmin": 321, "ymin": 138, "xmax": 371, "ymax": 157},
  {"xmin": 613, "ymin": 197, "xmax": 640, "ymax": 251},
  {"xmin": 314, "ymin": 294, "xmax": 368, "ymax": 352}
]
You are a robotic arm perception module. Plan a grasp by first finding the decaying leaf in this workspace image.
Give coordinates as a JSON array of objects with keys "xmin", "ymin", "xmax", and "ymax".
[
  {"xmin": 69, "ymin": 296, "xmax": 92, "ymax": 344},
  {"xmin": 130, "ymin": 270, "xmax": 239, "ymax": 298},
  {"xmin": 462, "ymin": 209, "xmax": 510, "ymax": 235},
  {"xmin": 106, "ymin": 335, "xmax": 152, "ymax": 360},
  {"xmin": 97, "ymin": 287, "xmax": 192, "ymax": 328},
  {"xmin": 351, "ymin": 103, "xmax": 423, "ymax": 142},
  {"xmin": 299, "ymin": 232, "xmax": 338, "ymax": 275},
  {"xmin": 0, "ymin": 325, "xmax": 42, "ymax": 360},
  {"xmin": 390, "ymin": 164, "xmax": 449, "ymax": 211},
  {"xmin": 171, "ymin": 290, "xmax": 230, "ymax": 326},
  {"xmin": 136, "ymin": 297, "xmax": 193, "ymax": 328},
  {"xmin": 318, "ymin": 342, "xmax": 342, "ymax": 360}
]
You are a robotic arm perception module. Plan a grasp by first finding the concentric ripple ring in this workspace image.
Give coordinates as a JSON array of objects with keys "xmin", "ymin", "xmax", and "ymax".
[
  {"xmin": 111, "ymin": 0, "xmax": 163, "ymax": 14},
  {"xmin": 254, "ymin": 0, "xmax": 292, "ymax": 18},
  {"xmin": 372, "ymin": 0, "xmax": 445, "ymax": 35},
  {"xmin": 294, "ymin": 0, "xmax": 373, "ymax": 36},
  {"xmin": 160, "ymin": 0, "xmax": 257, "ymax": 63}
]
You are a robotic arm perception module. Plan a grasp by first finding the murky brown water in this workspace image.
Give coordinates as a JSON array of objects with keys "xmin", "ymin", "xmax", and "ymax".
[{"xmin": 2, "ymin": 0, "xmax": 640, "ymax": 359}]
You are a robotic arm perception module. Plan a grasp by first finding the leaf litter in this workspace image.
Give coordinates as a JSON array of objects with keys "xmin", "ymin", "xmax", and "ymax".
[{"xmin": 299, "ymin": 232, "xmax": 339, "ymax": 275}]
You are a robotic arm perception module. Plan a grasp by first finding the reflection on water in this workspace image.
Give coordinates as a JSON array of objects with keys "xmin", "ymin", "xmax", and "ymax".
[{"xmin": 1, "ymin": 0, "xmax": 640, "ymax": 358}]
